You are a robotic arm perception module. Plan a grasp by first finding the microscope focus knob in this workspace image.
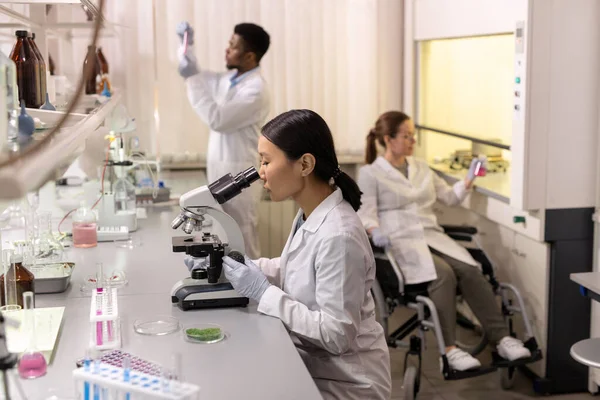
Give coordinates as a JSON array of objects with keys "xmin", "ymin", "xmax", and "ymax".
[
  {"xmin": 191, "ymin": 269, "xmax": 207, "ymax": 280},
  {"xmin": 228, "ymin": 251, "xmax": 245, "ymax": 263}
]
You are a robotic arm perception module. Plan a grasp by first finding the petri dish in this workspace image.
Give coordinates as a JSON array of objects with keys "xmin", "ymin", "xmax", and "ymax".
[
  {"xmin": 182, "ymin": 323, "xmax": 225, "ymax": 344},
  {"xmin": 133, "ymin": 316, "xmax": 180, "ymax": 336}
]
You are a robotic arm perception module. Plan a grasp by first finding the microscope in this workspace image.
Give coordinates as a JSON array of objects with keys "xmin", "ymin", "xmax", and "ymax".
[{"xmin": 170, "ymin": 166, "xmax": 260, "ymax": 310}]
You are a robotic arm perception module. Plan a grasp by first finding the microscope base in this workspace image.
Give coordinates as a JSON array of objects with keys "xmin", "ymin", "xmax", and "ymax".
[{"xmin": 171, "ymin": 281, "xmax": 249, "ymax": 310}]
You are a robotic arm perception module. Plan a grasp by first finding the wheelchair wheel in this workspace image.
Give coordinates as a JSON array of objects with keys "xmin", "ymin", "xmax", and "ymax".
[
  {"xmin": 402, "ymin": 366, "xmax": 418, "ymax": 400},
  {"xmin": 500, "ymin": 367, "xmax": 516, "ymax": 390},
  {"xmin": 455, "ymin": 298, "xmax": 488, "ymax": 356}
]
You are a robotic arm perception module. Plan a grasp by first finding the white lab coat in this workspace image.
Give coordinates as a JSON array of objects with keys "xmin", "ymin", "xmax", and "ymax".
[
  {"xmin": 357, "ymin": 156, "xmax": 477, "ymax": 285},
  {"xmin": 186, "ymin": 68, "xmax": 270, "ymax": 259},
  {"xmin": 255, "ymin": 189, "xmax": 391, "ymax": 400}
]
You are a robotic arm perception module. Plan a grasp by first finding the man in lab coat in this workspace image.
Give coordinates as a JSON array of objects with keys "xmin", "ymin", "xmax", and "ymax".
[{"xmin": 177, "ymin": 22, "xmax": 270, "ymax": 259}]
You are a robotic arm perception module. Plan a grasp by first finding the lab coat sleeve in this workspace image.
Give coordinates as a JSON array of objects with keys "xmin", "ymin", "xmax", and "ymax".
[
  {"xmin": 253, "ymin": 257, "xmax": 281, "ymax": 287},
  {"xmin": 185, "ymin": 73, "xmax": 266, "ymax": 133},
  {"xmin": 257, "ymin": 234, "xmax": 365, "ymax": 355},
  {"xmin": 356, "ymin": 167, "xmax": 380, "ymax": 231},
  {"xmin": 432, "ymin": 170, "xmax": 470, "ymax": 206}
]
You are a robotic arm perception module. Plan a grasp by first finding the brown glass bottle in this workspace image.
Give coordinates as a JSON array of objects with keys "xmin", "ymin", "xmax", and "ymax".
[
  {"xmin": 48, "ymin": 53, "xmax": 55, "ymax": 75},
  {"xmin": 9, "ymin": 30, "xmax": 43, "ymax": 108},
  {"xmin": 0, "ymin": 254, "xmax": 35, "ymax": 308},
  {"xmin": 30, "ymin": 33, "xmax": 48, "ymax": 97},
  {"xmin": 96, "ymin": 47, "xmax": 110, "ymax": 93},
  {"xmin": 83, "ymin": 45, "xmax": 100, "ymax": 95}
]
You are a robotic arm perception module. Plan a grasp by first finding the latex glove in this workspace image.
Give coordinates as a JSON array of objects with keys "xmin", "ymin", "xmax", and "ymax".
[
  {"xmin": 176, "ymin": 21, "xmax": 194, "ymax": 45},
  {"xmin": 467, "ymin": 158, "xmax": 482, "ymax": 181},
  {"xmin": 176, "ymin": 22, "xmax": 198, "ymax": 78},
  {"xmin": 223, "ymin": 256, "xmax": 271, "ymax": 302},
  {"xmin": 183, "ymin": 255, "xmax": 209, "ymax": 272},
  {"xmin": 371, "ymin": 228, "xmax": 391, "ymax": 248}
]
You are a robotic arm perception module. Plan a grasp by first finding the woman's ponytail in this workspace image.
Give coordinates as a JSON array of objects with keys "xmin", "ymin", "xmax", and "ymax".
[
  {"xmin": 333, "ymin": 170, "xmax": 362, "ymax": 211},
  {"xmin": 365, "ymin": 129, "xmax": 378, "ymax": 164}
]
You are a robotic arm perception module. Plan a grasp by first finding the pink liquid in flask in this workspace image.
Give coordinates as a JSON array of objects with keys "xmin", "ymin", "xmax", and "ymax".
[
  {"xmin": 73, "ymin": 222, "xmax": 98, "ymax": 248},
  {"xmin": 18, "ymin": 352, "xmax": 47, "ymax": 379}
]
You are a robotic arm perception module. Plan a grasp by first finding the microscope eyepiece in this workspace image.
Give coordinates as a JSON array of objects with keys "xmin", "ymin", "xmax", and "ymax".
[{"xmin": 208, "ymin": 166, "xmax": 260, "ymax": 204}]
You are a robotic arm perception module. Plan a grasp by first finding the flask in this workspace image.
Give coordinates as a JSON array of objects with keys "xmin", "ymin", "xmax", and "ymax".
[{"xmin": 72, "ymin": 201, "xmax": 97, "ymax": 248}]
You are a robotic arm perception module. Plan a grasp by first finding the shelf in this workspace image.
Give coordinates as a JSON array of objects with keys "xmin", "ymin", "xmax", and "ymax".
[
  {"xmin": 0, "ymin": 1, "xmax": 82, "ymax": 3},
  {"xmin": 416, "ymin": 125, "xmax": 511, "ymax": 151},
  {"xmin": 0, "ymin": 92, "xmax": 121, "ymax": 200}
]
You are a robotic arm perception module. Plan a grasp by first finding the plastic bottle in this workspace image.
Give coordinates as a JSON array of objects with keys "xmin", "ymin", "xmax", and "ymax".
[
  {"xmin": 9, "ymin": 30, "xmax": 43, "ymax": 108},
  {"xmin": 72, "ymin": 202, "xmax": 97, "ymax": 248}
]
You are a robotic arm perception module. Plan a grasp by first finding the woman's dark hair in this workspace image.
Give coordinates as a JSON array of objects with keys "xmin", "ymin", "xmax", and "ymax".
[
  {"xmin": 261, "ymin": 109, "xmax": 362, "ymax": 211},
  {"xmin": 365, "ymin": 111, "xmax": 411, "ymax": 164}
]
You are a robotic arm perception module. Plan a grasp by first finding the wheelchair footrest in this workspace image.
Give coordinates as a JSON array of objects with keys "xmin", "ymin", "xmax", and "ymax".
[
  {"xmin": 491, "ymin": 349, "xmax": 543, "ymax": 368},
  {"xmin": 444, "ymin": 365, "xmax": 497, "ymax": 380}
]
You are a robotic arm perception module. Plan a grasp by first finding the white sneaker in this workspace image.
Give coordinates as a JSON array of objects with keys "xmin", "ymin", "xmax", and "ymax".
[
  {"xmin": 443, "ymin": 348, "xmax": 482, "ymax": 371},
  {"xmin": 497, "ymin": 336, "xmax": 531, "ymax": 361}
]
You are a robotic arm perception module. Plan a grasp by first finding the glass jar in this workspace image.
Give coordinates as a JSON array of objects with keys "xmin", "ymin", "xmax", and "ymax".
[
  {"xmin": 72, "ymin": 202, "xmax": 97, "ymax": 248},
  {"xmin": 0, "ymin": 254, "xmax": 35, "ymax": 308}
]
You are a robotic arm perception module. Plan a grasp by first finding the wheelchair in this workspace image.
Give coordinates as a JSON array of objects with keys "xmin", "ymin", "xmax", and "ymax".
[{"xmin": 370, "ymin": 225, "xmax": 543, "ymax": 400}]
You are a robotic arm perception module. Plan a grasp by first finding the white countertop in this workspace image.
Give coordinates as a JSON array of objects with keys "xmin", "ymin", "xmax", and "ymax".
[
  {"xmin": 13, "ymin": 171, "xmax": 322, "ymax": 400},
  {"xmin": 429, "ymin": 161, "xmax": 511, "ymax": 203}
]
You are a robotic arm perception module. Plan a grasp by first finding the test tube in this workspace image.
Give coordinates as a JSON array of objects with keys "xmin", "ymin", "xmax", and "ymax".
[
  {"xmin": 96, "ymin": 263, "xmax": 104, "ymax": 293},
  {"xmin": 123, "ymin": 356, "xmax": 131, "ymax": 400},
  {"xmin": 106, "ymin": 279, "xmax": 113, "ymax": 342},
  {"xmin": 1, "ymin": 249, "xmax": 19, "ymax": 311},
  {"xmin": 83, "ymin": 349, "xmax": 91, "ymax": 400},
  {"xmin": 95, "ymin": 263, "xmax": 104, "ymax": 346}
]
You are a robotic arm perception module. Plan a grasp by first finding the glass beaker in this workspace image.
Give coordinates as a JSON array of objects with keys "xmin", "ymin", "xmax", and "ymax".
[
  {"xmin": 17, "ymin": 291, "xmax": 47, "ymax": 379},
  {"xmin": 72, "ymin": 202, "xmax": 97, "ymax": 248},
  {"xmin": 33, "ymin": 211, "xmax": 63, "ymax": 262}
]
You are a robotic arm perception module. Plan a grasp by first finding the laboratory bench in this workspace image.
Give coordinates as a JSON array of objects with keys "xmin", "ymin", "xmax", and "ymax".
[
  {"xmin": 429, "ymin": 161, "xmax": 510, "ymax": 204},
  {"xmin": 14, "ymin": 172, "xmax": 322, "ymax": 400}
]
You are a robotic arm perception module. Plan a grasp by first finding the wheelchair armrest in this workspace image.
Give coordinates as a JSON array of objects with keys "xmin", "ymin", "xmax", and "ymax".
[
  {"xmin": 441, "ymin": 225, "xmax": 478, "ymax": 235},
  {"xmin": 369, "ymin": 240, "xmax": 406, "ymax": 295}
]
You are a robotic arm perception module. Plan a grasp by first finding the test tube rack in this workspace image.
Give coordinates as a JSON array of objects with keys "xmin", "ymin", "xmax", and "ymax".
[
  {"xmin": 72, "ymin": 362, "xmax": 200, "ymax": 399},
  {"xmin": 89, "ymin": 287, "xmax": 121, "ymax": 350}
]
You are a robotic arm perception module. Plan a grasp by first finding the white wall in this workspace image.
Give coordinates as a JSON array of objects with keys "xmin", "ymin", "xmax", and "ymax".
[{"xmin": 100, "ymin": 0, "xmax": 404, "ymax": 160}]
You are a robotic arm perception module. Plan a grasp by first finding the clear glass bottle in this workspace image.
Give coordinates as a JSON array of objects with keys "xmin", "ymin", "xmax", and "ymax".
[
  {"xmin": 29, "ymin": 33, "xmax": 47, "ymax": 102},
  {"xmin": 72, "ymin": 201, "xmax": 97, "ymax": 248},
  {"xmin": 0, "ymin": 253, "xmax": 35, "ymax": 308},
  {"xmin": 113, "ymin": 177, "xmax": 137, "ymax": 214},
  {"xmin": 0, "ymin": 249, "xmax": 19, "ymax": 311},
  {"xmin": 17, "ymin": 291, "xmax": 47, "ymax": 379},
  {"xmin": 9, "ymin": 30, "xmax": 42, "ymax": 108},
  {"xmin": 0, "ymin": 49, "xmax": 19, "ymax": 143},
  {"xmin": 83, "ymin": 45, "xmax": 100, "ymax": 95}
]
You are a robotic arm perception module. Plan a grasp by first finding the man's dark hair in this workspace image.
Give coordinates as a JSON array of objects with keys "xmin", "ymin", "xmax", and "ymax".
[{"xmin": 234, "ymin": 23, "xmax": 270, "ymax": 63}]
